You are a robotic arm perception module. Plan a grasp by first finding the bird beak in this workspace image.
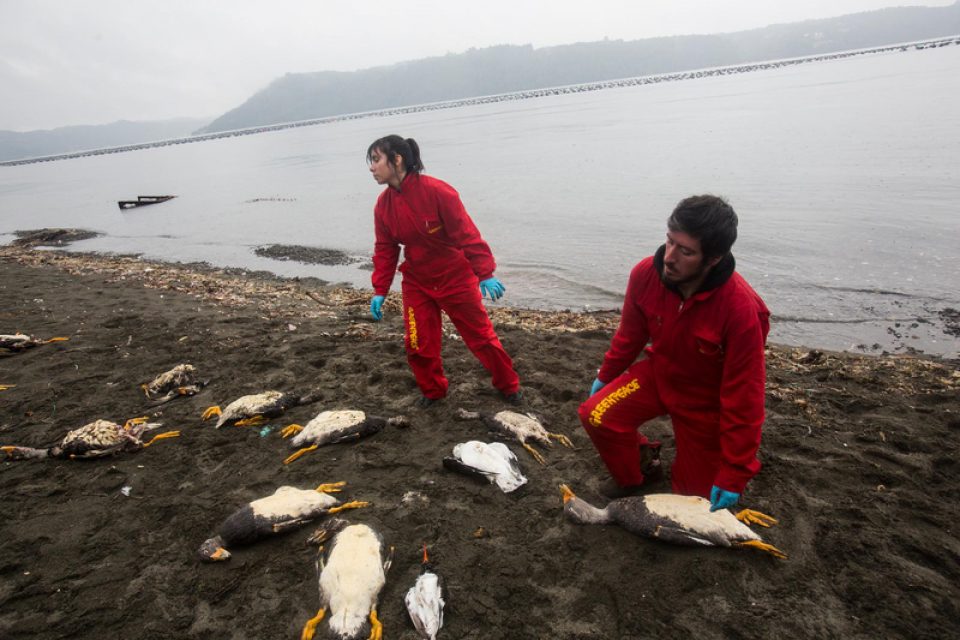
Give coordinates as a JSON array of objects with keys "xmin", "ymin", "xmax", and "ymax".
[
  {"xmin": 559, "ymin": 484, "xmax": 576, "ymax": 504},
  {"xmin": 209, "ymin": 547, "xmax": 230, "ymax": 561}
]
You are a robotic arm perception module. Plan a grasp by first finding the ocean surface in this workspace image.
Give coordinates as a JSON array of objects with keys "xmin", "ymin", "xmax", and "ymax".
[{"xmin": 2, "ymin": 45, "xmax": 959, "ymax": 358}]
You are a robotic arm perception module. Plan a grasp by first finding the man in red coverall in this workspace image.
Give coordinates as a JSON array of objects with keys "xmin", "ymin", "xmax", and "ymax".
[
  {"xmin": 366, "ymin": 135, "xmax": 521, "ymax": 408},
  {"xmin": 578, "ymin": 195, "xmax": 769, "ymax": 511}
]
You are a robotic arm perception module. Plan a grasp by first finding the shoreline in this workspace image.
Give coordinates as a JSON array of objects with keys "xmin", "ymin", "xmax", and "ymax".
[
  {"xmin": 2, "ymin": 239, "xmax": 959, "ymax": 638},
  {"xmin": 3, "ymin": 236, "xmax": 958, "ymax": 362}
]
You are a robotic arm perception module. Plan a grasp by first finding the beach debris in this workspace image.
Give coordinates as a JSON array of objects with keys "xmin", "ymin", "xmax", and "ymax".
[
  {"xmin": 443, "ymin": 441, "xmax": 527, "ymax": 493},
  {"xmin": 197, "ymin": 482, "xmax": 369, "ymax": 562},
  {"xmin": 301, "ymin": 518, "xmax": 393, "ymax": 640},
  {"xmin": 559, "ymin": 484, "xmax": 786, "ymax": 559},
  {"xmin": 120, "ymin": 486, "xmax": 132, "ymax": 497},
  {"xmin": 405, "ymin": 544, "xmax": 444, "ymax": 640},
  {"xmin": 455, "ymin": 408, "xmax": 574, "ymax": 465},
  {"xmin": 1, "ymin": 417, "xmax": 180, "ymax": 461},
  {"xmin": 0, "ymin": 384, "xmax": 15, "ymax": 392},
  {"xmin": 201, "ymin": 389, "xmax": 321, "ymax": 428},
  {"xmin": 281, "ymin": 409, "xmax": 409, "ymax": 464},
  {"xmin": 141, "ymin": 363, "xmax": 207, "ymax": 404},
  {"xmin": 1, "ymin": 333, "xmax": 69, "ymax": 353}
]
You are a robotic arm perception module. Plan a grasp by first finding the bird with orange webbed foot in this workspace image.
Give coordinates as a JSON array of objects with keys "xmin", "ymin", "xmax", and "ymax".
[
  {"xmin": 197, "ymin": 483, "xmax": 369, "ymax": 562},
  {"xmin": 455, "ymin": 407, "xmax": 574, "ymax": 464},
  {"xmin": 559, "ymin": 484, "xmax": 786, "ymax": 559},
  {"xmin": 281, "ymin": 409, "xmax": 408, "ymax": 464},
  {"xmin": 301, "ymin": 518, "xmax": 393, "ymax": 640},
  {"xmin": 1, "ymin": 333, "xmax": 69, "ymax": 353},
  {"xmin": 1, "ymin": 417, "xmax": 179, "ymax": 461},
  {"xmin": 142, "ymin": 363, "xmax": 207, "ymax": 405},
  {"xmin": 201, "ymin": 389, "xmax": 321, "ymax": 428}
]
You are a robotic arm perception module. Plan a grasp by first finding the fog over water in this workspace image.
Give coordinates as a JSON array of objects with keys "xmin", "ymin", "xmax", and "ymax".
[{"xmin": 1, "ymin": 45, "xmax": 958, "ymax": 357}]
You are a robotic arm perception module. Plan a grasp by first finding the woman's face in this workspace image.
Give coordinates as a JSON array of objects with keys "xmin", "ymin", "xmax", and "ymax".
[{"xmin": 368, "ymin": 148, "xmax": 403, "ymax": 187}]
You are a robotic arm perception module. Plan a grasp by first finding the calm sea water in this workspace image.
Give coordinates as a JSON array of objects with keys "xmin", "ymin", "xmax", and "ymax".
[{"xmin": 2, "ymin": 46, "xmax": 959, "ymax": 357}]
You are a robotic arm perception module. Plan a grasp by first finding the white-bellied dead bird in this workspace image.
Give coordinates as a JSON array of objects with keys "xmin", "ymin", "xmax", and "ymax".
[
  {"xmin": 301, "ymin": 518, "xmax": 394, "ymax": 640},
  {"xmin": 1, "ymin": 417, "xmax": 179, "ymax": 461},
  {"xmin": 201, "ymin": 389, "xmax": 322, "ymax": 428},
  {"xmin": 141, "ymin": 363, "xmax": 207, "ymax": 404},
  {"xmin": 281, "ymin": 409, "xmax": 409, "ymax": 464},
  {"xmin": 1, "ymin": 333, "xmax": 69, "ymax": 353},
  {"xmin": 443, "ymin": 440, "xmax": 527, "ymax": 493},
  {"xmin": 560, "ymin": 484, "xmax": 786, "ymax": 559},
  {"xmin": 404, "ymin": 544, "xmax": 444, "ymax": 640},
  {"xmin": 455, "ymin": 407, "xmax": 573, "ymax": 464},
  {"xmin": 197, "ymin": 482, "xmax": 369, "ymax": 562}
]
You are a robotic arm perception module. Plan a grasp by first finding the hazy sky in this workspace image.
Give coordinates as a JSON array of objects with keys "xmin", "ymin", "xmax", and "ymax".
[{"xmin": 0, "ymin": 0, "xmax": 953, "ymax": 131}]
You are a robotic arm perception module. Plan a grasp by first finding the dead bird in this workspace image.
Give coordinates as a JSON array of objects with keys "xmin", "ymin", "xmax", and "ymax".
[
  {"xmin": 559, "ymin": 484, "xmax": 786, "ymax": 559},
  {"xmin": 281, "ymin": 410, "xmax": 409, "ymax": 464},
  {"xmin": 1, "ymin": 417, "xmax": 179, "ymax": 461},
  {"xmin": 442, "ymin": 440, "xmax": 527, "ymax": 493},
  {"xmin": 201, "ymin": 390, "xmax": 321, "ymax": 428},
  {"xmin": 455, "ymin": 407, "xmax": 574, "ymax": 464},
  {"xmin": 197, "ymin": 482, "xmax": 369, "ymax": 562},
  {"xmin": 0, "ymin": 333, "xmax": 69, "ymax": 353},
  {"xmin": 302, "ymin": 518, "xmax": 394, "ymax": 640},
  {"xmin": 142, "ymin": 363, "xmax": 207, "ymax": 404},
  {"xmin": 404, "ymin": 544, "xmax": 444, "ymax": 640}
]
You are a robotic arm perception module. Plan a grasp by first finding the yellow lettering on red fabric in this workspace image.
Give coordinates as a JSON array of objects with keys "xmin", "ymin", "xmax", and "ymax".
[
  {"xmin": 407, "ymin": 307, "xmax": 419, "ymax": 351},
  {"xmin": 589, "ymin": 379, "xmax": 641, "ymax": 427}
]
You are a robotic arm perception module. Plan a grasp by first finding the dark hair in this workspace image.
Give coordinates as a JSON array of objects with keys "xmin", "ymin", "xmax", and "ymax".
[
  {"xmin": 366, "ymin": 135, "xmax": 424, "ymax": 174},
  {"xmin": 667, "ymin": 195, "xmax": 738, "ymax": 259}
]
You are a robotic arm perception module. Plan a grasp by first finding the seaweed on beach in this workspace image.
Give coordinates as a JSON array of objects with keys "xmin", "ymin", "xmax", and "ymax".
[
  {"xmin": 254, "ymin": 244, "xmax": 360, "ymax": 266},
  {"xmin": 12, "ymin": 228, "xmax": 101, "ymax": 247}
]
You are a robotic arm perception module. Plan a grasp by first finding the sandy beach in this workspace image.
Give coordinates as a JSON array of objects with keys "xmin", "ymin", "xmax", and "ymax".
[{"xmin": 1, "ymin": 239, "xmax": 958, "ymax": 639}]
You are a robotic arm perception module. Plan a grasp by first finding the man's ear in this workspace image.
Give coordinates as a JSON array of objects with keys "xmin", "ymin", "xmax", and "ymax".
[{"xmin": 706, "ymin": 255, "xmax": 723, "ymax": 269}]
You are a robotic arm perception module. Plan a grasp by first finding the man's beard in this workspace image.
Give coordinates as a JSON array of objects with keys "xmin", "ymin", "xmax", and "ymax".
[{"xmin": 661, "ymin": 262, "xmax": 707, "ymax": 287}]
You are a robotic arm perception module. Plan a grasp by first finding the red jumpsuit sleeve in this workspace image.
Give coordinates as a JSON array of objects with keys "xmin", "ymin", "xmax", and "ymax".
[
  {"xmin": 597, "ymin": 263, "xmax": 650, "ymax": 382},
  {"xmin": 435, "ymin": 182, "xmax": 497, "ymax": 281},
  {"xmin": 371, "ymin": 199, "xmax": 400, "ymax": 296},
  {"xmin": 712, "ymin": 303, "xmax": 767, "ymax": 493}
]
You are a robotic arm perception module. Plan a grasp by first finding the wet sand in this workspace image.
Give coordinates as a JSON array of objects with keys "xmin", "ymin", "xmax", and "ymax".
[{"xmin": 1, "ymin": 245, "xmax": 958, "ymax": 639}]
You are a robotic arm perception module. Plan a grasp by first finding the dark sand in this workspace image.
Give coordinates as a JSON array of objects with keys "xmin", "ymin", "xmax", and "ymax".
[{"xmin": 1, "ymin": 248, "xmax": 959, "ymax": 640}]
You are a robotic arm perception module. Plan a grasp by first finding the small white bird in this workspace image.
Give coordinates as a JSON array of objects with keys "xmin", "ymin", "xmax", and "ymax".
[
  {"xmin": 443, "ymin": 440, "xmax": 527, "ymax": 493},
  {"xmin": 404, "ymin": 544, "xmax": 444, "ymax": 640},
  {"xmin": 456, "ymin": 408, "xmax": 574, "ymax": 464},
  {"xmin": 281, "ymin": 409, "xmax": 408, "ymax": 464},
  {"xmin": 560, "ymin": 484, "xmax": 786, "ymax": 559},
  {"xmin": 302, "ymin": 519, "xmax": 394, "ymax": 640}
]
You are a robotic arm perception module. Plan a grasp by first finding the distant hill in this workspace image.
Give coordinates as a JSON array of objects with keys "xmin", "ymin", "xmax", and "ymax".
[
  {"xmin": 198, "ymin": 2, "xmax": 960, "ymax": 134},
  {"xmin": 0, "ymin": 118, "xmax": 210, "ymax": 163}
]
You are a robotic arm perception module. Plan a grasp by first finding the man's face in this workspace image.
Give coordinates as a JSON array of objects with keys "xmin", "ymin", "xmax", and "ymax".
[{"xmin": 662, "ymin": 230, "xmax": 712, "ymax": 287}]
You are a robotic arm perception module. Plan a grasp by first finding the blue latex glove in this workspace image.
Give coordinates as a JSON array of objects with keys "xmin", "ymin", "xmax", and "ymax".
[
  {"xmin": 479, "ymin": 277, "xmax": 505, "ymax": 301},
  {"xmin": 709, "ymin": 486, "xmax": 740, "ymax": 512},
  {"xmin": 370, "ymin": 295, "xmax": 385, "ymax": 321},
  {"xmin": 590, "ymin": 377, "xmax": 607, "ymax": 397}
]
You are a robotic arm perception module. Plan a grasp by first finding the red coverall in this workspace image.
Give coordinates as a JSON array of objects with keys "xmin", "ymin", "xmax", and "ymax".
[
  {"xmin": 578, "ymin": 247, "xmax": 769, "ymax": 497},
  {"xmin": 371, "ymin": 172, "xmax": 519, "ymax": 399}
]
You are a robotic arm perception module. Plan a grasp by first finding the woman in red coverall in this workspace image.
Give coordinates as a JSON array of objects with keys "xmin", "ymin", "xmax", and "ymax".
[{"xmin": 366, "ymin": 135, "xmax": 522, "ymax": 408}]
